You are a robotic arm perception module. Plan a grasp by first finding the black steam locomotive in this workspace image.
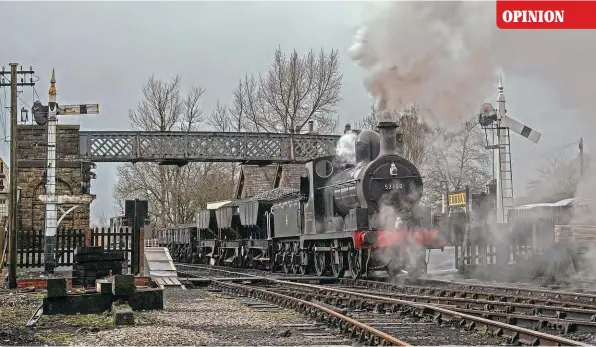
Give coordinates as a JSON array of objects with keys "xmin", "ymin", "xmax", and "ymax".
[{"xmin": 157, "ymin": 121, "xmax": 448, "ymax": 279}]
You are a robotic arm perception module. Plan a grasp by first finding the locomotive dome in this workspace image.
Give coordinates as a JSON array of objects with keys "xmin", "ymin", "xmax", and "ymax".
[{"xmin": 355, "ymin": 129, "xmax": 380, "ymax": 163}]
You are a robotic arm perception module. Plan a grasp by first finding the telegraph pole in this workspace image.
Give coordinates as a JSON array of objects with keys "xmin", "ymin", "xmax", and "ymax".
[
  {"xmin": 580, "ymin": 137, "xmax": 584, "ymax": 176},
  {"xmin": 0, "ymin": 63, "xmax": 35, "ymax": 288}
]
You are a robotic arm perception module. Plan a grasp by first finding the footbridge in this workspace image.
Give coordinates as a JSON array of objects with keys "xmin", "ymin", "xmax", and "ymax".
[{"xmin": 78, "ymin": 131, "xmax": 340, "ymax": 164}]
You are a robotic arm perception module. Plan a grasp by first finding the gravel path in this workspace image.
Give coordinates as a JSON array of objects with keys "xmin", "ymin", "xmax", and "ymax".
[
  {"xmin": 0, "ymin": 290, "xmax": 44, "ymax": 345},
  {"xmin": 68, "ymin": 289, "xmax": 351, "ymax": 346}
]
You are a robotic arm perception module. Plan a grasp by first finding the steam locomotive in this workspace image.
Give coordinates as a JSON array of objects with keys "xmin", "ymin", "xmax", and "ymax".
[{"xmin": 156, "ymin": 121, "xmax": 449, "ymax": 279}]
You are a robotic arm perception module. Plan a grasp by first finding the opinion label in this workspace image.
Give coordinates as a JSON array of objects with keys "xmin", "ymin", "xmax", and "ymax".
[{"xmin": 497, "ymin": 1, "xmax": 596, "ymax": 29}]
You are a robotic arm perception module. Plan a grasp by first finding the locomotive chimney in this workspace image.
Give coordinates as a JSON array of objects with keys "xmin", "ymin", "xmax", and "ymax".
[
  {"xmin": 344, "ymin": 124, "xmax": 352, "ymax": 134},
  {"xmin": 377, "ymin": 121, "xmax": 399, "ymax": 157}
]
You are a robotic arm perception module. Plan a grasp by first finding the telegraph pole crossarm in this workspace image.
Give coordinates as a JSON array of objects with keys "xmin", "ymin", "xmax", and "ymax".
[
  {"xmin": 39, "ymin": 69, "xmax": 99, "ymax": 274},
  {"xmin": 0, "ymin": 63, "xmax": 35, "ymax": 289}
]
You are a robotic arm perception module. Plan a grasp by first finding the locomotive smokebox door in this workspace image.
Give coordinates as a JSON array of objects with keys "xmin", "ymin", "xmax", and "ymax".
[{"xmin": 369, "ymin": 162, "xmax": 421, "ymax": 210}]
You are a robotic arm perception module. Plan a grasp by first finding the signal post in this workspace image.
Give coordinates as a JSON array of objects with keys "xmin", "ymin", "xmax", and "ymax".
[{"xmin": 35, "ymin": 70, "xmax": 99, "ymax": 273}]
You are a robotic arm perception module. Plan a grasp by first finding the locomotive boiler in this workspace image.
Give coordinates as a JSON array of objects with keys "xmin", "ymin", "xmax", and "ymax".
[{"xmin": 157, "ymin": 120, "xmax": 447, "ymax": 280}]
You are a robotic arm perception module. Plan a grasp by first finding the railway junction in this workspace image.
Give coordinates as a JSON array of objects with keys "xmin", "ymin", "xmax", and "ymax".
[{"xmin": 1, "ymin": 68, "xmax": 595, "ymax": 346}]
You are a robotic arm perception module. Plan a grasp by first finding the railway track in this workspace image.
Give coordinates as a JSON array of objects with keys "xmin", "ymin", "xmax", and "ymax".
[
  {"xmin": 176, "ymin": 263, "xmax": 587, "ymax": 345},
  {"xmin": 416, "ymin": 278, "xmax": 596, "ymax": 305}
]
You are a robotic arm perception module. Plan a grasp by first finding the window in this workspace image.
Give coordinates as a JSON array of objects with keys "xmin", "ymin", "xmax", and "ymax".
[{"xmin": 0, "ymin": 199, "xmax": 7, "ymax": 217}]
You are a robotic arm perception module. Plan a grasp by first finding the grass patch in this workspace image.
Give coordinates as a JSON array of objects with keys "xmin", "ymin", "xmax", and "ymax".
[
  {"xmin": 268, "ymin": 310, "xmax": 299, "ymax": 321},
  {"xmin": 36, "ymin": 332, "xmax": 75, "ymax": 345},
  {"xmin": 419, "ymin": 315, "xmax": 434, "ymax": 323},
  {"xmin": 39, "ymin": 312, "xmax": 114, "ymax": 329},
  {"xmin": 61, "ymin": 312, "xmax": 114, "ymax": 328},
  {"xmin": 472, "ymin": 326, "xmax": 491, "ymax": 337}
]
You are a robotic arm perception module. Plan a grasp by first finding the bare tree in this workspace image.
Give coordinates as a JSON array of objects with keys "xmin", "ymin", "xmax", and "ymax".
[
  {"xmin": 114, "ymin": 75, "xmax": 235, "ymax": 229},
  {"xmin": 422, "ymin": 120, "xmax": 492, "ymax": 208},
  {"xmin": 525, "ymin": 153, "xmax": 586, "ymax": 203},
  {"xmin": 207, "ymin": 101, "xmax": 241, "ymax": 190},
  {"xmin": 229, "ymin": 47, "xmax": 342, "ymax": 134},
  {"xmin": 354, "ymin": 104, "xmax": 378, "ymax": 130},
  {"xmin": 90, "ymin": 210, "xmax": 110, "ymax": 229}
]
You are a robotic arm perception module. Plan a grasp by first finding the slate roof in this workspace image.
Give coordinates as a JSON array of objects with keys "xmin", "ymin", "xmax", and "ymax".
[
  {"xmin": 235, "ymin": 165, "xmax": 279, "ymax": 200},
  {"xmin": 234, "ymin": 163, "xmax": 307, "ymax": 200},
  {"xmin": 278, "ymin": 164, "xmax": 307, "ymax": 190}
]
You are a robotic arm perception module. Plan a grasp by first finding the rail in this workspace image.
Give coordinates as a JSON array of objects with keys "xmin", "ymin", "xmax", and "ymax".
[
  {"xmin": 274, "ymin": 280, "xmax": 584, "ymax": 346},
  {"xmin": 212, "ymin": 280, "xmax": 409, "ymax": 346},
  {"xmin": 176, "ymin": 263, "xmax": 586, "ymax": 346}
]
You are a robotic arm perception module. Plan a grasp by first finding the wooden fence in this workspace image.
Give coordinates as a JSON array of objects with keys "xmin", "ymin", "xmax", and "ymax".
[{"xmin": 2, "ymin": 227, "xmax": 134, "ymax": 268}]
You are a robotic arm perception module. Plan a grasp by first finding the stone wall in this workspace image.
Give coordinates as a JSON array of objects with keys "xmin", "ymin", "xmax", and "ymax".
[{"xmin": 17, "ymin": 124, "xmax": 92, "ymax": 231}]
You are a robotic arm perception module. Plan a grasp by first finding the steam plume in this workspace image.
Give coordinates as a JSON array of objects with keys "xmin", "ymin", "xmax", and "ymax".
[
  {"xmin": 349, "ymin": 1, "xmax": 596, "ymax": 129},
  {"xmin": 335, "ymin": 131, "xmax": 358, "ymax": 165},
  {"xmin": 349, "ymin": 1, "xmax": 596, "ymax": 283}
]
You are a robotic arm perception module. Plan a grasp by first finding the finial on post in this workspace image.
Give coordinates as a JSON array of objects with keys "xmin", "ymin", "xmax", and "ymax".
[
  {"xmin": 49, "ymin": 69, "xmax": 56, "ymax": 103},
  {"xmin": 497, "ymin": 73, "xmax": 505, "ymax": 104}
]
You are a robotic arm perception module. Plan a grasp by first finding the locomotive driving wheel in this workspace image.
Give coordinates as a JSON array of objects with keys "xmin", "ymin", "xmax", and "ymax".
[
  {"xmin": 348, "ymin": 248, "xmax": 363, "ymax": 279},
  {"xmin": 282, "ymin": 252, "xmax": 291, "ymax": 274},
  {"xmin": 331, "ymin": 250, "xmax": 346, "ymax": 278},
  {"xmin": 296, "ymin": 250, "xmax": 308, "ymax": 275},
  {"xmin": 314, "ymin": 243, "xmax": 328, "ymax": 276}
]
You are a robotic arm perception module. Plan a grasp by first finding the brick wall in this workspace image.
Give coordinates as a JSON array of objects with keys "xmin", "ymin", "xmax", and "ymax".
[{"xmin": 17, "ymin": 124, "xmax": 91, "ymax": 231}]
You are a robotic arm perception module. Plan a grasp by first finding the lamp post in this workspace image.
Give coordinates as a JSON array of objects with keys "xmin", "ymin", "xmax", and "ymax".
[{"xmin": 20, "ymin": 108, "xmax": 28, "ymax": 123}]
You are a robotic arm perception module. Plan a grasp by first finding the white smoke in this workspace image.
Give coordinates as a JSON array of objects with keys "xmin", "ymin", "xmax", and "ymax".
[
  {"xmin": 348, "ymin": 1, "xmax": 596, "ymax": 130},
  {"xmin": 349, "ymin": 1, "xmax": 596, "ymax": 282},
  {"xmin": 335, "ymin": 131, "xmax": 358, "ymax": 165}
]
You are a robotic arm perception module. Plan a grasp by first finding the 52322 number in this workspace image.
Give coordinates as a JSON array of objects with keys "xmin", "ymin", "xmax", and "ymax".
[{"xmin": 383, "ymin": 183, "xmax": 404, "ymax": 190}]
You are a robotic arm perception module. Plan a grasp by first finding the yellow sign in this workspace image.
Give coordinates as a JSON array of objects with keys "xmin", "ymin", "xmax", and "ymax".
[{"xmin": 448, "ymin": 192, "xmax": 466, "ymax": 206}]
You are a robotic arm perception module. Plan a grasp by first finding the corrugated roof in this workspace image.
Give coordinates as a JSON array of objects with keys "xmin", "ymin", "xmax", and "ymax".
[
  {"xmin": 513, "ymin": 198, "xmax": 593, "ymax": 211},
  {"xmin": 207, "ymin": 200, "xmax": 232, "ymax": 210}
]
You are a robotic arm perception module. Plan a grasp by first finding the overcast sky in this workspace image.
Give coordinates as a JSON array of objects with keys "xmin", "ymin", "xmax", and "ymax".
[{"xmin": 0, "ymin": 1, "xmax": 587, "ymax": 224}]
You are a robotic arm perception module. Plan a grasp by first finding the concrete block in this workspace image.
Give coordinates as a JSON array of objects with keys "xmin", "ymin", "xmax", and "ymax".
[
  {"xmin": 96, "ymin": 279, "xmax": 111, "ymax": 294},
  {"xmin": 43, "ymin": 293, "xmax": 113, "ymax": 315},
  {"xmin": 112, "ymin": 275, "xmax": 135, "ymax": 296},
  {"xmin": 42, "ymin": 287, "xmax": 163, "ymax": 316},
  {"xmin": 46, "ymin": 278, "xmax": 68, "ymax": 298},
  {"xmin": 74, "ymin": 246, "xmax": 104, "ymax": 255},
  {"xmin": 112, "ymin": 302, "xmax": 135, "ymax": 325},
  {"xmin": 127, "ymin": 288, "xmax": 164, "ymax": 311}
]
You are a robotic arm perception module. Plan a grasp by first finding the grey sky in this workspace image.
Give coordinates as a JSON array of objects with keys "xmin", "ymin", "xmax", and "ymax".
[{"xmin": 0, "ymin": 1, "xmax": 586, "ymax": 224}]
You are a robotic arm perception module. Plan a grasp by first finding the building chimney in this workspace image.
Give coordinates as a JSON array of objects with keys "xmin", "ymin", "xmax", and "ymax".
[
  {"xmin": 295, "ymin": 125, "xmax": 301, "ymax": 134},
  {"xmin": 344, "ymin": 124, "xmax": 352, "ymax": 134},
  {"xmin": 308, "ymin": 120, "xmax": 314, "ymax": 133}
]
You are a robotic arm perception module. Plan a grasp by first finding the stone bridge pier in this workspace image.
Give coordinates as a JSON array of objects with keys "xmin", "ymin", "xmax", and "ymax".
[{"xmin": 17, "ymin": 124, "xmax": 93, "ymax": 231}]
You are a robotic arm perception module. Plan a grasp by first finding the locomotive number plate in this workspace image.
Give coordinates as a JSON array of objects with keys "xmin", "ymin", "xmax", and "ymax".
[{"xmin": 383, "ymin": 183, "xmax": 404, "ymax": 190}]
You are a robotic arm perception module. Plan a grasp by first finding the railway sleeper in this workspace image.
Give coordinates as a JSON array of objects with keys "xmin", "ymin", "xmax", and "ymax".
[
  {"xmin": 344, "ymin": 287, "xmax": 596, "ymax": 322},
  {"xmin": 341, "ymin": 279, "xmax": 596, "ymax": 311},
  {"xmin": 211, "ymin": 281, "xmax": 407, "ymax": 346},
  {"xmin": 447, "ymin": 305, "xmax": 596, "ymax": 334}
]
